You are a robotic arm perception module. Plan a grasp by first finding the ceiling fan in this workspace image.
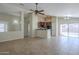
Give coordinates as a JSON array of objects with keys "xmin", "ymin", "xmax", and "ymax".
[
  {"xmin": 30, "ymin": 3, "xmax": 45, "ymax": 15},
  {"xmin": 19, "ymin": 3, "xmax": 45, "ymax": 15}
]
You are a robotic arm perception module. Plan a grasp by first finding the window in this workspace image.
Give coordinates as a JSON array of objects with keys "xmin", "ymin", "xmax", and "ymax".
[
  {"xmin": 60, "ymin": 23, "xmax": 79, "ymax": 37},
  {"xmin": 0, "ymin": 24, "xmax": 5, "ymax": 32},
  {"xmin": 60, "ymin": 24, "xmax": 68, "ymax": 36}
]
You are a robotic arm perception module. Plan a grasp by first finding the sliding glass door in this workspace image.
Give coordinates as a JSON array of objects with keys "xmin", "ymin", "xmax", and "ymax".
[
  {"xmin": 58, "ymin": 17, "xmax": 79, "ymax": 39},
  {"xmin": 60, "ymin": 24, "xmax": 68, "ymax": 37},
  {"xmin": 69, "ymin": 23, "xmax": 79, "ymax": 37}
]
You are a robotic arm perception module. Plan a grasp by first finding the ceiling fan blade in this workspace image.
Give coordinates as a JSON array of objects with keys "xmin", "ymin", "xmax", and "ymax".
[
  {"xmin": 30, "ymin": 9, "xmax": 34, "ymax": 11},
  {"xmin": 19, "ymin": 3, "xmax": 24, "ymax": 6},
  {"xmin": 38, "ymin": 10, "xmax": 44, "ymax": 12},
  {"xmin": 39, "ymin": 13, "xmax": 45, "ymax": 15}
]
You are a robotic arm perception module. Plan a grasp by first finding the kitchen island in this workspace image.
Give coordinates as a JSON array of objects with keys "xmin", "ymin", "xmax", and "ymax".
[{"xmin": 35, "ymin": 29, "xmax": 51, "ymax": 39}]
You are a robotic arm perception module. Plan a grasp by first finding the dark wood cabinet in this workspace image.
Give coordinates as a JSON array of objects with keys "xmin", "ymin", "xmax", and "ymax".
[{"xmin": 38, "ymin": 22, "xmax": 52, "ymax": 29}]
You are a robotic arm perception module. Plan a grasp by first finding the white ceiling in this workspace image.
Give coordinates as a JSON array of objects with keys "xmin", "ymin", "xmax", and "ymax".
[{"xmin": 0, "ymin": 3, "xmax": 79, "ymax": 17}]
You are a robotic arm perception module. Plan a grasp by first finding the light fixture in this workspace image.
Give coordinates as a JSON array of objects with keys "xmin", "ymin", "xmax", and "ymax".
[
  {"xmin": 13, "ymin": 20, "xmax": 18, "ymax": 24},
  {"xmin": 65, "ymin": 14, "xmax": 72, "ymax": 17},
  {"xmin": 64, "ymin": 14, "xmax": 72, "ymax": 19}
]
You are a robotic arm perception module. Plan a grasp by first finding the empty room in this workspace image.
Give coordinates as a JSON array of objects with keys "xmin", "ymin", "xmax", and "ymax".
[{"xmin": 0, "ymin": 3, "xmax": 79, "ymax": 55}]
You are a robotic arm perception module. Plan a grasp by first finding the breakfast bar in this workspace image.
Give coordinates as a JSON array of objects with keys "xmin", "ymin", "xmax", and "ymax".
[{"xmin": 35, "ymin": 29, "xmax": 51, "ymax": 39}]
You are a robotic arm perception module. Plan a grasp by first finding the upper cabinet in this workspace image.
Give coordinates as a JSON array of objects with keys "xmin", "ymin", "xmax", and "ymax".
[{"xmin": 38, "ymin": 14, "xmax": 53, "ymax": 22}]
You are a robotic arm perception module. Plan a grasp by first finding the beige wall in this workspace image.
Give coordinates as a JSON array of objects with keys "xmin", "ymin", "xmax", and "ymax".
[
  {"xmin": 24, "ymin": 13, "xmax": 38, "ymax": 37},
  {"xmin": 24, "ymin": 13, "xmax": 31, "ymax": 37},
  {"xmin": 0, "ymin": 13, "xmax": 21, "ymax": 32},
  {"xmin": 0, "ymin": 12, "xmax": 24, "ymax": 42},
  {"xmin": 0, "ymin": 31, "xmax": 23, "ymax": 42},
  {"xmin": 52, "ymin": 16, "xmax": 56, "ymax": 36}
]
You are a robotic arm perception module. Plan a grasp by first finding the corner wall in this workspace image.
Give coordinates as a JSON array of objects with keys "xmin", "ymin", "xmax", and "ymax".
[
  {"xmin": 0, "ymin": 31, "xmax": 24, "ymax": 42},
  {"xmin": 0, "ymin": 12, "xmax": 24, "ymax": 42}
]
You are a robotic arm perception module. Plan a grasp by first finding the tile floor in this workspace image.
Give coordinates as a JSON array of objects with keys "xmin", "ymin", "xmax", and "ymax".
[{"xmin": 0, "ymin": 37, "xmax": 79, "ymax": 55}]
